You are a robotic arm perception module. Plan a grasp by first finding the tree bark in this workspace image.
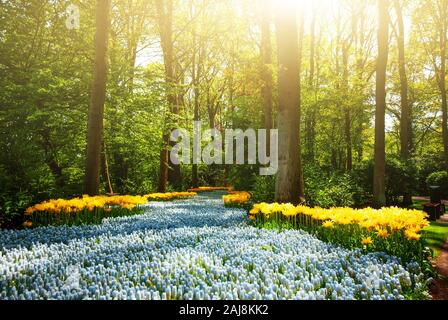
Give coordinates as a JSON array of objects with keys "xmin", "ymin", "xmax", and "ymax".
[
  {"xmin": 101, "ymin": 140, "xmax": 114, "ymax": 195},
  {"xmin": 84, "ymin": 0, "xmax": 111, "ymax": 196},
  {"xmin": 373, "ymin": 0, "xmax": 389, "ymax": 208},
  {"xmin": 125, "ymin": 1, "xmax": 148, "ymax": 94},
  {"xmin": 261, "ymin": 4, "xmax": 273, "ymax": 155},
  {"xmin": 192, "ymin": 88, "xmax": 200, "ymax": 188},
  {"xmin": 394, "ymin": 0, "xmax": 412, "ymax": 205},
  {"xmin": 224, "ymin": 45, "xmax": 236, "ymax": 187},
  {"xmin": 342, "ymin": 43, "xmax": 352, "ymax": 170},
  {"xmin": 331, "ymin": 148, "xmax": 338, "ymax": 169},
  {"xmin": 156, "ymin": 0, "xmax": 181, "ymax": 192},
  {"xmin": 298, "ymin": 10, "xmax": 305, "ymax": 197},
  {"xmin": 344, "ymin": 108, "xmax": 352, "ymax": 170},
  {"xmin": 394, "ymin": 0, "xmax": 411, "ymax": 159},
  {"xmin": 275, "ymin": 3, "xmax": 305, "ymax": 204},
  {"xmin": 306, "ymin": 9, "xmax": 317, "ymax": 162},
  {"xmin": 191, "ymin": 14, "xmax": 201, "ymax": 189},
  {"xmin": 355, "ymin": 5, "xmax": 366, "ymax": 165},
  {"xmin": 439, "ymin": 0, "xmax": 448, "ymax": 168}
]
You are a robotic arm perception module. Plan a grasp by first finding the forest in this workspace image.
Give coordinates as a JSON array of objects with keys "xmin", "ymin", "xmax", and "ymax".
[
  {"xmin": 0, "ymin": 0, "xmax": 447, "ymax": 225},
  {"xmin": 2, "ymin": 0, "xmax": 448, "ymax": 302}
]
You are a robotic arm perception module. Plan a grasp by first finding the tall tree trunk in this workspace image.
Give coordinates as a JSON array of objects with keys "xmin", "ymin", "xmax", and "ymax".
[
  {"xmin": 124, "ymin": 1, "xmax": 148, "ymax": 94},
  {"xmin": 344, "ymin": 109, "xmax": 352, "ymax": 170},
  {"xmin": 101, "ymin": 140, "xmax": 113, "ymax": 195},
  {"xmin": 338, "ymin": 149, "xmax": 344, "ymax": 170},
  {"xmin": 84, "ymin": 0, "xmax": 111, "ymax": 196},
  {"xmin": 168, "ymin": 93, "xmax": 182, "ymax": 190},
  {"xmin": 191, "ymin": 18, "xmax": 201, "ymax": 189},
  {"xmin": 275, "ymin": 2, "xmax": 305, "ymax": 204},
  {"xmin": 394, "ymin": 0, "xmax": 412, "ymax": 205},
  {"xmin": 156, "ymin": 0, "xmax": 181, "ymax": 192},
  {"xmin": 158, "ymin": 140, "xmax": 169, "ymax": 192},
  {"xmin": 373, "ymin": 0, "xmax": 389, "ymax": 208},
  {"xmin": 306, "ymin": 9, "xmax": 317, "ymax": 162},
  {"xmin": 331, "ymin": 148, "xmax": 338, "ymax": 169},
  {"xmin": 298, "ymin": 9, "xmax": 305, "ymax": 196},
  {"xmin": 394, "ymin": 0, "xmax": 411, "ymax": 159},
  {"xmin": 355, "ymin": 6, "xmax": 366, "ymax": 165},
  {"xmin": 224, "ymin": 45, "xmax": 236, "ymax": 187},
  {"xmin": 191, "ymin": 93, "xmax": 199, "ymax": 188},
  {"xmin": 126, "ymin": 6, "xmax": 137, "ymax": 94},
  {"xmin": 128, "ymin": 42, "xmax": 138, "ymax": 94},
  {"xmin": 207, "ymin": 93, "xmax": 216, "ymax": 129},
  {"xmin": 439, "ymin": 0, "xmax": 448, "ymax": 168},
  {"xmin": 342, "ymin": 43, "xmax": 352, "ymax": 170},
  {"xmin": 309, "ymin": 11, "xmax": 316, "ymax": 88},
  {"xmin": 261, "ymin": 4, "xmax": 273, "ymax": 155}
]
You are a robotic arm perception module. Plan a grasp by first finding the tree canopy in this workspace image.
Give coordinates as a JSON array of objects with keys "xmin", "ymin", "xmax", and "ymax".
[{"xmin": 1, "ymin": 0, "xmax": 448, "ymax": 227}]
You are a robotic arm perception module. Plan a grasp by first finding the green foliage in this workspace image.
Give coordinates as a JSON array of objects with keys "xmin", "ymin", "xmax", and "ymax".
[
  {"xmin": 0, "ymin": 192, "xmax": 33, "ymax": 229},
  {"xmin": 423, "ymin": 222, "xmax": 448, "ymax": 257},
  {"xmin": 249, "ymin": 166, "xmax": 367, "ymax": 208},
  {"xmin": 354, "ymin": 157, "xmax": 418, "ymax": 205},
  {"xmin": 312, "ymin": 183, "xmax": 357, "ymax": 208},
  {"xmin": 1, "ymin": 0, "xmax": 448, "ymax": 232},
  {"xmin": 385, "ymin": 158, "xmax": 418, "ymax": 204},
  {"xmin": 426, "ymin": 171, "xmax": 448, "ymax": 198},
  {"xmin": 250, "ymin": 175, "xmax": 276, "ymax": 204},
  {"xmin": 304, "ymin": 165, "xmax": 367, "ymax": 208},
  {"xmin": 414, "ymin": 154, "xmax": 446, "ymax": 195},
  {"xmin": 228, "ymin": 165, "xmax": 258, "ymax": 191}
]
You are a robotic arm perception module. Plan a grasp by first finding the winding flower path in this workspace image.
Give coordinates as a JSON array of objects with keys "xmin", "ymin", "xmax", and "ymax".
[{"xmin": 0, "ymin": 192, "xmax": 426, "ymax": 300}]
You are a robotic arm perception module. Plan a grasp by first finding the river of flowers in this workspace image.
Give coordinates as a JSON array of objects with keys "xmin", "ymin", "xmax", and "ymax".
[{"xmin": 0, "ymin": 193, "xmax": 428, "ymax": 300}]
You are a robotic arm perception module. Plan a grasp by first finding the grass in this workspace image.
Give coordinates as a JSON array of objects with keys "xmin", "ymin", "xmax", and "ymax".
[
  {"xmin": 409, "ymin": 200, "xmax": 427, "ymax": 211},
  {"xmin": 408, "ymin": 199, "xmax": 448, "ymax": 257},
  {"xmin": 423, "ymin": 222, "xmax": 448, "ymax": 257}
]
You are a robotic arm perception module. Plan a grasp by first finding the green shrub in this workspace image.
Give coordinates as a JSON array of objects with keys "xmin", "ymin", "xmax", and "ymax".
[
  {"xmin": 385, "ymin": 157, "xmax": 418, "ymax": 204},
  {"xmin": 229, "ymin": 165, "xmax": 258, "ymax": 192},
  {"xmin": 251, "ymin": 175, "xmax": 276, "ymax": 204},
  {"xmin": 0, "ymin": 192, "xmax": 33, "ymax": 229},
  {"xmin": 304, "ymin": 164, "xmax": 367, "ymax": 208},
  {"xmin": 311, "ymin": 174, "xmax": 365, "ymax": 208},
  {"xmin": 314, "ymin": 184, "xmax": 355, "ymax": 208},
  {"xmin": 250, "ymin": 165, "xmax": 368, "ymax": 208},
  {"xmin": 426, "ymin": 171, "xmax": 448, "ymax": 198},
  {"xmin": 414, "ymin": 153, "xmax": 445, "ymax": 195},
  {"xmin": 354, "ymin": 157, "xmax": 417, "ymax": 205}
]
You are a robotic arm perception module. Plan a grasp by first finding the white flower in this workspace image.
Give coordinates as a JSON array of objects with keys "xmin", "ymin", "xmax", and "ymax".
[{"xmin": 0, "ymin": 194, "xmax": 426, "ymax": 300}]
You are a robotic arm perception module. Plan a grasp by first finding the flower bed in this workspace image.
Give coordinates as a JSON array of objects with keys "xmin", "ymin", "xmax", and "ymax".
[
  {"xmin": 223, "ymin": 191, "xmax": 251, "ymax": 208},
  {"xmin": 0, "ymin": 195, "xmax": 429, "ymax": 300},
  {"xmin": 23, "ymin": 192, "xmax": 197, "ymax": 228},
  {"xmin": 145, "ymin": 192, "xmax": 196, "ymax": 201},
  {"xmin": 187, "ymin": 186, "xmax": 233, "ymax": 193},
  {"xmin": 249, "ymin": 203, "xmax": 430, "ymax": 264}
]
